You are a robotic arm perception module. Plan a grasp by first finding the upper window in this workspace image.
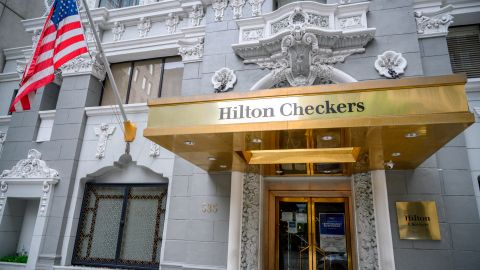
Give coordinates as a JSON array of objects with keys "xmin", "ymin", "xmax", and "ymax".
[
  {"xmin": 72, "ymin": 184, "xmax": 167, "ymax": 269},
  {"xmin": 99, "ymin": 0, "xmax": 139, "ymax": 9},
  {"xmin": 100, "ymin": 57, "xmax": 183, "ymax": 106},
  {"xmin": 447, "ymin": 25, "xmax": 480, "ymax": 78}
]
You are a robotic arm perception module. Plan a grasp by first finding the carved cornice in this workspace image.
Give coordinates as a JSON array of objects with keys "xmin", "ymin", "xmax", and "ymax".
[
  {"xmin": 414, "ymin": 5, "xmax": 454, "ymax": 38},
  {"xmin": 232, "ymin": 2, "xmax": 374, "ymax": 86},
  {"xmin": 0, "ymin": 149, "xmax": 59, "ymax": 179},
  {"xmin": 178, "ymin": 37, "xmax": 204, "ymax": 63}
]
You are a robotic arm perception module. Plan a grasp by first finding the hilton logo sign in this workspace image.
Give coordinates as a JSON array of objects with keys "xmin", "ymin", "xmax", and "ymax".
[
  {"xmin": 396, "ymin": 201, "xmax": 441, "ymax": 240},
  {"xmin": 218, "ymin": 101, "xmax": 365, "ymax": 120}
]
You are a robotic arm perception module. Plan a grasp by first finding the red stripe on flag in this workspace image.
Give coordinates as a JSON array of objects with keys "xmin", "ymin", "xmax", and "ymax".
[
  {"xmin": 54, "ymin": 34, "xmax": 86, "ymax": 54},
  {"xmin": 10, "ymin": 74, "xmax": 55, "ymax": 112},
  {"xmin": 56, "ymin": 21, "xmax": 83, "ymax": 37}
]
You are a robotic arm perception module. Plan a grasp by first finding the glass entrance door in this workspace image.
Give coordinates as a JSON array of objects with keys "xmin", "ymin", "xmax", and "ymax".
[{"xmin": 277, "ymin": 197, "xmax": 351, "ymax": 270}]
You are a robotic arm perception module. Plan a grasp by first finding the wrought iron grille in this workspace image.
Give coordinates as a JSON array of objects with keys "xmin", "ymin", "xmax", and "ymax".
[{"xmin": 72, "ymin": 184, "xmax": 167, "ymax": 270}]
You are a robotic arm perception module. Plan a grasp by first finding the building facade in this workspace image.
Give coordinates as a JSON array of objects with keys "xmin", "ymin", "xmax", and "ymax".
[{"xmin": 0, "ymin": 0, "xmax": 479, "ymax": 269}]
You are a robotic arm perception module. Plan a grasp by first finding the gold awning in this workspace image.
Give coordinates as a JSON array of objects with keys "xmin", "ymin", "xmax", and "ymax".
[{"xmin": 144, "ymin": 74, "xmax": 474, "ymax": 175}]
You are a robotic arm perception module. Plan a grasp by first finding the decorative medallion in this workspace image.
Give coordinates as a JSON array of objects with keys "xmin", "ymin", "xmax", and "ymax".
[
  {"xmin": 166, "ymin": 12, "xmax": 180, "ymax": 34},
  {"xmin": 189, "ymin": 4, "xmax": 204, "ymax": 27},
  {"xmin": 374, "ymin": 51, "xmax": 407, "ymax": 79},
  {"xmin": 112, "ymin": 21, "xmax": 125, "ymax": 42},
  {"xmin": 149, "ymin": 141, "xmax": 161, "ymax": 158},
  {"xmin": 94, "ymin": 123, "xmax": 115, "ymax": 159},
  {"xmin": 138, "ymin": 17, "xmax": 152, "ymax": 38},
  {"xmin": 0, "ymin": 149, "xmax": 59, "ymax": 179},
  {"xmin": 212, "ymin": 67, "xmax": 237, "ymax": 93},
  {"xmin": 212, "ymin": 0, "xmax": 228, "ymax": 22}
]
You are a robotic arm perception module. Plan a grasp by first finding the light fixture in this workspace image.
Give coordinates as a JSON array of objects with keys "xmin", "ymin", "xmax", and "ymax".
[
  {"xmin": 219, "ymin": 165, "xmax": 227, "ymax": 168},
  {"xmin": 391, "ymin": 152, "xmax": 401, "ymax": 157},
  {"xmin": 184, "ymin": 140, "xmax": 195, "ymax": 146},
  {"xmin": 385, "ymin": 160, "xmax": 395, "ymax": 169},
  {"xmin": 323, "ymin": 170, "xmax": 332, "ymax": 174},
  {"xmin": 208, "ymin": 156, "xmax": 216, "ymax": 161},
  {"xmin": 321, "ymin": 135, "xmax": 333, "ymax": 141},
  {"xmin": 252, "ymin": 138, "xmax": 262, "ymax": 144},
  {"xmin": 404, "ymin": 132, "xmax": 418, "ymax": 138},
  {"xmin": 275, "ymin": 170, "xmax": 283, "ymax": 174}
]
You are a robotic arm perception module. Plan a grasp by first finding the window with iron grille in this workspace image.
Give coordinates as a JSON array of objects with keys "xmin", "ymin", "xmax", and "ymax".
[
  {"xmin": 447, "ymin": 25, "xmax": 480, "ymax": 78},
  {"xmin": 72, "ymin": 184, "xmax": 167, "ymax": 270}
]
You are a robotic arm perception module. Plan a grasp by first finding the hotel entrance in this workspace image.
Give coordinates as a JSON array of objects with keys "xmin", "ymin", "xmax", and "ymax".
[{"xmin": 275, "ymin": 197, "xmax": 351, "ymax": 270}]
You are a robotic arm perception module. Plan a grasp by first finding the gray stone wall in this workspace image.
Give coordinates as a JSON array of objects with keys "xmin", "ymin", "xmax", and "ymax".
[{"xmin": 161, "ymin": 157, "xmax": 231, "ymax": 269}]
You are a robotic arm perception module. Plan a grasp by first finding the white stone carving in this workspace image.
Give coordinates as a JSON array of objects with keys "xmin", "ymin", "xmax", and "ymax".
[
  {"xmin": 166, "ymin": 13, "xmax": 180, "ymax": 34},
  {"xmin": 189, "ymin": 4, "xmax": 204, "ymax": 27},
  {"xmin": 0, "ymin": 181, "xmax": 7, "ymax": 215},
  {"xmin": 248, "ymin": 0, "xmax": 264, "ymax": 17},
  {"xmin": 414, "ymin": 5, "xmax": 453, "ymax": 38},
  {"xmin": 39, "ymin": 181, "xmax": 51, "ymax": 216},
  {"xmin": 233, "ymin": 3, "xmax": 374, "ymax": 86},
  {"xmin": 32, "ymin": 29, "xmax": 41, "ymax": 48},
  {"xmin": 149, "ymin": 141, "xmax": 161, "ymax": 157},
  {"xmin": 61, "ymin": 53, "xmax": 106, "ymax": 81},
  {"xmin": 240, "ymin": 165, "xmax": 260, "ymax": 270},
  {"xmin": 353, "ymin": 172, "xmax": 379, "ymax": 270},
  {"xmin": 16, "ymin": 61, "xmax": 26, "ymax": 78},
  {"xmin": 242, "ymin": 28, "xmax": 264, "ymax": 41},
  {"xmin": 0, "ymin": 132, "xmax": 6, "ymax": 155},
  {"xmin": 212, "ymin": 67, "xmax": 237, "ymax": 93},
  {"xmin": 339, "ymin": 15, "xmax": 362, "ymax": 29},
  {"xmin": 94, "ymin": 123, "xmax": 115, "ymax": 159},
  {"xmin": 112, "ymin": 21, "xmax": 125, "ymax": 42},
  {"xmin": 138, "ymin": 17, "xmax": 152, "ymax": 38},
  {"xmin": 212, "ymin": 0, "xmax": 228, "ymax": 22},
  {"xmin": 374, "ymin": 51, "xmax": 407, "ymax": 79},
  {"xmin": 84, "ymin": 22, "xmax": 96, "ymax": 43},
  {"xmin": 231, "ymin": 0, "xmax": 246, "ymax": 19},
  {"xmin": 178, "ymin": 37, "xmax": 204, "ymax": 63},
  {"xmin": 0, "ymin": 149, "xmax": 59, "ymax": 179}
]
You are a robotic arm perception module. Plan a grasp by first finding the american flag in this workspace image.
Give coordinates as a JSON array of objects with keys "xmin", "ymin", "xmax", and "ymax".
[{"xmin": 10, "ymin": 0, "xmax": 88, "ymax": 112}]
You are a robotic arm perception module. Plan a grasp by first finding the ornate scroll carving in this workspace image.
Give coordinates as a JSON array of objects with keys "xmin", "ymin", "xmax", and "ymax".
[
  {"xmin": 112, "ymin": 21, "xmax": 125, "ymax": 41},
  {"xmin": 94, "ymin": 124, "xmax": 115, "ymax": 159},
  {"xmin": 0, "ymin": 149, "xmax": 59, "ymax": 179},
  {"xmin": 178, "ymin": 37, "xmax": 204, "ymax": 63},
  {"xmin": 242, "ymin": 28, "xmax": 263, "ymax": 41},
  {"xmin": 138, "ymin": 17, "xmax": 152, "ymax": 38},
  {"xmin": 248, "ymin": 0, "xmax": 264, "ymax": 17},
  {"xmin": 61, "ymin": 52, "xmax": 106, "ymax": 80},
  {"xmin": 0, "ymin": 181, "xmax": 7, "ymax": 215},
  {"xmin": 149, "ymin": 141, "xmax": 161, "ymax": 158},
  {"xmin": 212, "ymin": 0, "xmax": 228, "ymax": 22},
  {"xmin": 212, "ymin": 67, "xmax": 237, "ymax": 93},
  {"xmin": 240, "ymin": 165, "xmax": 260, "ymax": 270},
  {"xmin": 339, "ymin": 15, "xmax": 362, "ymax": 29},
  {"xmin": 353, "ymin": 172, "xmax": 379, "ymax": 270},
  {"xmin": 308, "ymin": 13, "xmax": 329, "ymax": 28},
  {"xmin": 166, "ymin": 12, "xmax": 180, "ymax": 34},
  {"xmin": 231, "ymin": 0, "xmax": 246, "ymax": 19},
  {"xmin": 374, "ymin": 50, "xmax": 407, "ymax": 79},
  {"xmin": 414, "ymin": 5, "xmax": 453, "ymax": 38},
  {"xmin": 189, "ymin": 4, "xmax": 204, "ymax": 27}
]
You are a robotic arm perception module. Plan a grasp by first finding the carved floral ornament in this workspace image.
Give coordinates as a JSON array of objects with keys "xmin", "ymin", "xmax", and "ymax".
[
  {"xmin": 178, "ymin": 37, "xmax": 204, "ymax": 63},
  {"xmin": 189, "ymin": 4, "xmax": 204, "ymax": 27},
  {"xmin": 0, "ymin": 149, "xmax": 59, "ymax": 179},
  {"xmin": 60, "ymin": 51, "xmax": 106, "ymax": 80},
  {"xmin": 414, "ymin": 5, "xmax": 454, "ymax": 38},
  {"xmin": 374, "ymin": 51, "xmax": 407, "ymax": 79},
  {"xmin": 233, "ymin": 6, "xmax": 374, "ymax": 87},
  {"xmin": 212, "ymin": 67, "xmax": 237, "ymax": 93}
]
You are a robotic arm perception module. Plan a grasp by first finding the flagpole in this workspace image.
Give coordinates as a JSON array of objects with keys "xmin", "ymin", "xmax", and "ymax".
[{"xmin": 80, "ymin": 0, "xmax": 136, "ymax": 143}]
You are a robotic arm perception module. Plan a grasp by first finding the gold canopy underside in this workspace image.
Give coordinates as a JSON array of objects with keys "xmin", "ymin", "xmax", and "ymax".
[{"xmin": 144, "ymin": 74, "xmax": 474, "ymax": 175}]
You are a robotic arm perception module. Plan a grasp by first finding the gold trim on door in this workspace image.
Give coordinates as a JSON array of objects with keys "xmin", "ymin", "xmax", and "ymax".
[{"xmin": 274, "ymin": 197, "xmax": 352, "ymax": 270}]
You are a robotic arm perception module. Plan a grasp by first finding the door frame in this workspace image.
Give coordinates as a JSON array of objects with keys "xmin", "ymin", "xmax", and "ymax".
[{"xmin": 264, "ymin": 180, "xmax": 356, "ymax": 270}]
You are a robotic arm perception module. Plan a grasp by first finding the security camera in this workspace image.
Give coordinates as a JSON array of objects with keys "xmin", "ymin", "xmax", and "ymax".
[{"xmin": 385, "ymin": 160, "xmax": 395, "ymax": 169}]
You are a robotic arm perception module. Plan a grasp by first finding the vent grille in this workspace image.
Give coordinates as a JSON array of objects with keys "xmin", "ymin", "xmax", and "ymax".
[{"xmin": 447, "ymin": 25, "xmax": 480, "ymax": 78}]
